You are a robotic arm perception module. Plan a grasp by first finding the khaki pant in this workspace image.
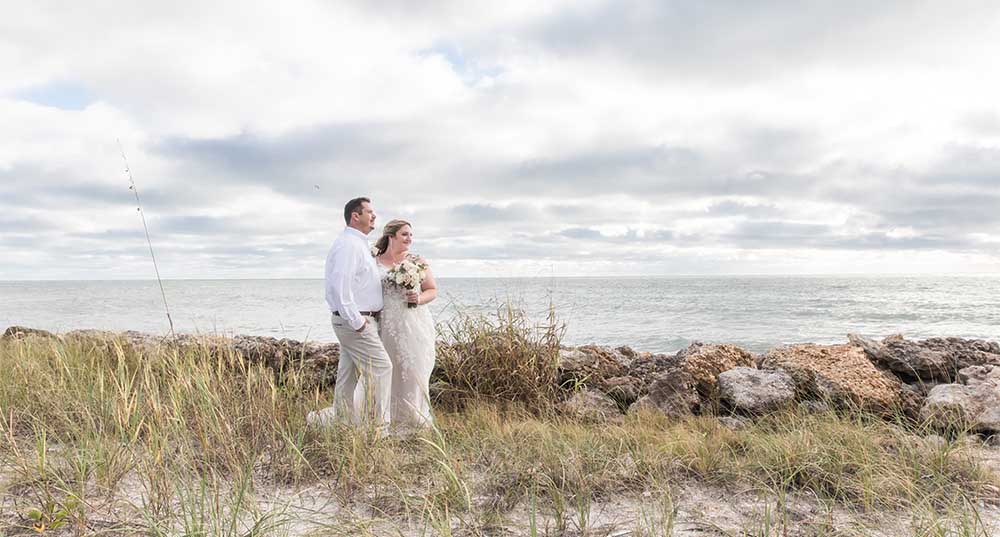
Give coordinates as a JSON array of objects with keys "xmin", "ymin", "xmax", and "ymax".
[{"xmin": 331, "ymin": 313, "xmax": 393, "ymax": 427}]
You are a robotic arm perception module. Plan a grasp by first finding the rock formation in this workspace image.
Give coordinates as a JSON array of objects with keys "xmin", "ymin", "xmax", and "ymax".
[
  {"xmin": 919, "ymin": 364, "xmax": 1000, "ymax": 434},
  {"xmin": 718, "ymin": 367, "xmax": 796, "ymax": 414},
  {"xmin": 759, "ymin": 343, "xmax": 910, "ymax": 416},
  {"xmin": 7, "ymin": 325, "xmax": 1000, "ymax": 435}
]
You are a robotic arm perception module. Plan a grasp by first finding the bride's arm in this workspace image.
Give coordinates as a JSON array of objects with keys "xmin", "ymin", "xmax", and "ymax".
[{"xmin": 417, "ymin": 266, "xmax": 438, "ymax": 306}]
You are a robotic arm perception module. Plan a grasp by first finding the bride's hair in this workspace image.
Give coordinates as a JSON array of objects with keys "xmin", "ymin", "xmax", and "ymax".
[{"xmin": 373, "ymin": 219, "xmax": 412, "ymax": 256}]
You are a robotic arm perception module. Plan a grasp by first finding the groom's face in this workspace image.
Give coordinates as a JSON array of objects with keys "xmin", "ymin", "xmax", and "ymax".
[{"xmin": 353, "ymin": 202, "xmax": 376, "ymax": 234}]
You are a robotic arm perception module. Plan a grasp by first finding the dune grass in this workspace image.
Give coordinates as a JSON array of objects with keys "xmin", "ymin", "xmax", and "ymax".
[{"xmin": 0, "ymin": 311, "xmax": 998, "ymax": 535}]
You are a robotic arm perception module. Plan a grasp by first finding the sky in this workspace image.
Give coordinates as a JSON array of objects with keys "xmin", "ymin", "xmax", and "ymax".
[{"xmin": 2, "ymin": 1, "xmax": 999, "ymax": 279}]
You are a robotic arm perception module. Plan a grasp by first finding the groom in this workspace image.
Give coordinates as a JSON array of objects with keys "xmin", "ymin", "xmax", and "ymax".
[{"xmin": 311, "ymin": 197, "xmax": 392, "ymax": 428}]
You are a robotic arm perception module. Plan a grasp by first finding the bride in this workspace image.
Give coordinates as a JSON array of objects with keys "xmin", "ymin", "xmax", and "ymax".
[{"xmin": 370, "ymin": 219, "xmax": 438, "ymax": 428}]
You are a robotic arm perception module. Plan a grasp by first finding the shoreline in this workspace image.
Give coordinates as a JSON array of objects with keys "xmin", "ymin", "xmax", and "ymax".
[{"xmin": 4, "ymin": 324, "xmax": 1000, "ymax": 431}]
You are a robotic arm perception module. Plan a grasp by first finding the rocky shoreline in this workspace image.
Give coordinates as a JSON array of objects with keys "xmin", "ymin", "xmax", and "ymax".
[{"xmin": 4, "ymin": 325, "xmax": 999, "ymax": 435}]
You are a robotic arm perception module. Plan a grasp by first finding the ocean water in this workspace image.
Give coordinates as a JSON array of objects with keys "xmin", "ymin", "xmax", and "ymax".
[{"xmin": 1, "ymin": 276, "xmax": 998, "ymax": 354}]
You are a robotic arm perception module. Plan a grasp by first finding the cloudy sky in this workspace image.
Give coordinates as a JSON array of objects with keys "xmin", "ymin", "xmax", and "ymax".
[{"xmin": 3, "ymin": 1, "xmax": 1000, "ymax": 279}]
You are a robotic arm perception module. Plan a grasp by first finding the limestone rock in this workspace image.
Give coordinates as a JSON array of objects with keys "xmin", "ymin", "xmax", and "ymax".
[
  {"xmin": 760, "ymin": 343, "xmax": 908, "ymax": 416},
  {"xmin": 629, "ymin": 368, "xmax": 699, "ymax": 418},
  {"xmin": 859, "ymin": 335, "xmax": 1000, "ymax": 383},
  {"xmin": 615, "ymin": 345, "xmax": 637, "ymax": 359},
  {"xmin": 718, "ymin": 367, "xmax": 795, "ymax": 414},
  {"xmin": 559, "ymin": 389, "xmax": 623, "ymax": 423},
  {"xmin": 53, "ymin": 329, "xmax": 340, "ymax": 390},
  {"xmin": 899, "ymin": 383, "xmax": 927, "ymax": 418},
  {"xmin": 675, "ymin": 342, "xmax": 756, "ymax": 401},
  {"xmin": 798, "ymin": 400, "xmax": 831, "ymax": 414},
  {"xmin": 847, "ymin": 333, "xmax": 882, "ymax": 360},
  {"xmin": 602, "ymin": 375, "xmax": 642, "ymax": 408},
  {"xmin": 920, "ymin": 383, "xmax": 1000, "ymax": 433},
  {"xmin": 958, "ymin": 364, "xmax": 1000, "ymax": 387},
  {"xmin": 557, "ymin": 345, "xmax": 629, "ymax": 390},
  {"xmin": 877, "ymin": 335, "xmax": 955, "ymax": 382},
  {"xmin": 2, "ymin": 326, "xmax": 58, "ymax": 341},
  {"xmin": 919, "ymin": 337, "xmax": 1000, "ymax": 370},
  {"xmin": 718, "ymin": 416, "xmax": 750, "ymax": 431},
  {"xmin": 233, "ymin": 335, "xmax": 340, "ymax": 389},
  {"xmin": 626, "ymin": 352, "xmax": 685, "ymax": 385},
  {"xmin": 619, "ymin": 342, "xmax": 754, "ymax": 415}
]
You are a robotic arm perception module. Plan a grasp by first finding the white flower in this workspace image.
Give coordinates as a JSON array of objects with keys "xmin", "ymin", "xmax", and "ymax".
[{"xmin": 386, "ymin": 255, "xmax": 428, "ymax": 291}]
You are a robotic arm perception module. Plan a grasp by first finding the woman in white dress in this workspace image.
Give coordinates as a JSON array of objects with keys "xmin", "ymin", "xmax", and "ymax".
[{"xmin": 371, "ymin": 219, "xmax": 438, "ymax": 428}]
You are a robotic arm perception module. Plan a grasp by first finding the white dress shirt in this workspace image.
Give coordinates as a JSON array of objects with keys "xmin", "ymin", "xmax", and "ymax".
[{"xmin": 324, "ymin": 227, "xmax": 384, "ymax": 330}]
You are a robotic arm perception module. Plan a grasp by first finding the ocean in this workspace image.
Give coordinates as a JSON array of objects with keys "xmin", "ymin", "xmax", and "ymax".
[{"xmin": 1, "ymin": 276, "xmax": 998, "ymax": 354}]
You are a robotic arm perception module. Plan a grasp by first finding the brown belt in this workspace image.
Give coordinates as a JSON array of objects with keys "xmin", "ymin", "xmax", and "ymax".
[{"xmin": 333, "ymin": 310, "xmax": 381, "ymax": 319}]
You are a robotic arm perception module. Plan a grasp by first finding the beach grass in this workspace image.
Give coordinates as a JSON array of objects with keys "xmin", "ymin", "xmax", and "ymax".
[{"xmin": 1, "ymin": 312, "xmax": 998, "ymax": 535}]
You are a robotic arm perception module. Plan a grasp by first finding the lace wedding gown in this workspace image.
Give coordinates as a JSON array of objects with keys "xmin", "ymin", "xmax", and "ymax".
[{"xmin": 377, "ymin": 262, "xmax": 436, "ymax": 427}]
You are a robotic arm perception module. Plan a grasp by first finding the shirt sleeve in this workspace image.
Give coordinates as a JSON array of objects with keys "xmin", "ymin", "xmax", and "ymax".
[{"xmin": 325, "ymin": 242, "xmax": 366, "ymax": 330}]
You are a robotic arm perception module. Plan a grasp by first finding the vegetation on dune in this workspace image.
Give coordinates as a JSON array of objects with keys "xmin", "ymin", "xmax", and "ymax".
[
  {"xmin": 432, "ymin": 304, "xmax": 564, "ymax": 413},
  {"xmin": 0, "ymin": 307, "xmax": 998, "ymax": 535}
]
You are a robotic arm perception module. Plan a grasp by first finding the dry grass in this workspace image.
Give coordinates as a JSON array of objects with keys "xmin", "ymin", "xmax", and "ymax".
[
  {"xmin": 0, "ymin": 309, "xmax": 998, "ymax": 535},
  {"xmin": 432, "ymin": 304, "xmax": 564, "ymax": 413}
]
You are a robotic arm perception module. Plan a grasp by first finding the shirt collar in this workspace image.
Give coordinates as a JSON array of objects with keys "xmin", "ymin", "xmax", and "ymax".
[{"xmin": 344, "ymin": 227, "xmax": 369, "ymax": 241}]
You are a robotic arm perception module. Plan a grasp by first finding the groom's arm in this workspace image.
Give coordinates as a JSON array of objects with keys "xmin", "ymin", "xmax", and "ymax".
[{"xmin": 326, "ymin": 244, "xmax": 366, "ymax": 331}]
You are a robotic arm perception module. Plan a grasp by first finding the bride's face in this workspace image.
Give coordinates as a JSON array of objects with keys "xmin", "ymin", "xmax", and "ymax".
[{"xmin": 391, "ymin": 225, "xmax": 413, "ymax": 251}]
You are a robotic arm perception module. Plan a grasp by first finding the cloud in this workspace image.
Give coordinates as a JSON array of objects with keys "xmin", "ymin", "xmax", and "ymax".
[{"xmin": 1, "ymin": 0, "xmax": 999, "ymax": 278}]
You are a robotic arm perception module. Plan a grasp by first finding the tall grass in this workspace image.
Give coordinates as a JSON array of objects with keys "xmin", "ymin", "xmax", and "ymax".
[
  {"xmin": 1, "ymin": 306, "xmax": 998, "ymax": 535},
  {"xmin": 433, "ymin": 304, "xmax": 565, "ymax": 413}
]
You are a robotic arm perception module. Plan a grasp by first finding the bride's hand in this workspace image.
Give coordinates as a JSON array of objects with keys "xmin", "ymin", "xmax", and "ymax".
[{"xmin": 406, "ymin": 290, "xmax": 420, "ymax": 305}]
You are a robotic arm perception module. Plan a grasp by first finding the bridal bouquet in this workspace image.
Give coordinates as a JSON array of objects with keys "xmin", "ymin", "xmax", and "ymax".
[{"xmin": 386, "ymin": 255, "xmax": 429, "ymax": 308}]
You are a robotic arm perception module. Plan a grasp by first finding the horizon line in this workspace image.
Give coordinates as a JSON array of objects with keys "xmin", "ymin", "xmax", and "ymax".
[{"xmin": 3, "ymin": 272, "xmax": 1000, "ymax": 283}]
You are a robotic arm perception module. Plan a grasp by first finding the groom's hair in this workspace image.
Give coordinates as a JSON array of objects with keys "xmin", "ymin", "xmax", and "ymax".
[{"xmin": 344, "ymin": 197, "xmax": 371, "ymax": 225}]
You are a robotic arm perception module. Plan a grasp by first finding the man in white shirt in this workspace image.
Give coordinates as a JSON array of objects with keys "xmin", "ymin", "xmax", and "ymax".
[{"xmin": 309, "ymin": 197, "xmax": 392, "ymax": 428}]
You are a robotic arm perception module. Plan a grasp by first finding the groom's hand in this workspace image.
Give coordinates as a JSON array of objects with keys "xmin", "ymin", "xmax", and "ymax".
[{"xmin": 355, "ymin": 319, "xmax": 368, "ymax": 332}]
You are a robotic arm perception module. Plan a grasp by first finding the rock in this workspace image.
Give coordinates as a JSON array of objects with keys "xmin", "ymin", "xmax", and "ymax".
[
  {"xmin": 53, "ymin": 329, "xmax": 341, "ymax": 390},
  {"xmin": 877, "ymin": 335, "xmax": 955, "ymax": 382},
  {"xmin": 2, "ymin": 326, "xmax": 58, "ymax": 340},
  {"xmin": 899, "ymin": 383, "xmax": 927, "ymax": 418},
  {"xmin": 602, "ymin": 376, "xmax": 642, "ymax": 408},
  {"xmin": 616, "ymin": 346, "xmax": 637, "ymax": 359},
  {"xmin": 62, "ymin": 329, "xmax": 179, "ymax": 357},
  {"xmin": 557, "ymin": 346, "xmax": 629, "ymax": 390},
  {"xmin": 620, "ymin": 342, "xmax": 754, "ymax": 415},
  {"xmin": 863, "ymin": 335, "xmax": 1000, "ymax": 383},
  {"xmin": 629, "ymin": 368, "xmax": 700, "ymax": 418},
  {"xmin": 904, "ymin": 379, "xmax": 947, "ymax": 397},
  {"xmin": 233, "ymin": 335, "xmax": 340, "ymax": 389},
  {"xmin": 980, "ymin": 406, "xmax": 1000, "ymax": 433},
  {"xmin": 558, "ymin": 389, "xmax": 623, "ymax": 423},
  {"xmin": 675, "ymin": 342, "xmax": 756, "ymax": 402},
  {"xmin": 718, "ymin": 416, "xmax": 750, "ymax": 431},
  {"xmin": 958, "ymin": 365, "xmax": 1000, "ymax": 387},
  {"xmin": 627, "ymin": 352, "xmax": 685, "ymax": 385},
  {"xmin": 919, "ymin": 337, "xmax": 1000, "ymax": 370},
  {"xmin": 760, "ymin": 343, "xmax": 909, "ymax": 416},
  {"xmin": 920, "ymin": 383, "xmax": 1000, "ymax": 433},
  {"xmin": 718, "ymin": 367, "xmax": 795, "ymax": 414},
  {"xmin": 847, "ymin": 333, "xmax": 882, "ymax": 360},
  {"xmin": 798, "ymin": 400, "xmax": 831, "ymax": 414}
]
